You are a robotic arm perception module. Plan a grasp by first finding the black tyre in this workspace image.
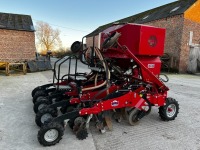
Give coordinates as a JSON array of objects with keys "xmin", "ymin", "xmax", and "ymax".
[
  {"xmin": 32, "ymin": 86, "xmax": 42, "ymax": 97},
  {"xmin": 128, "ymin": 108, "xmax": 140, "ymax": 126},
  {"xmin": 38, "ymin": 122, "xmax": 64, "ymax": 146},
  {"xmin": 33, "ymin": 91, "xmax": 48, "ymax": 104},
  {"xmin": 32, "ymin": 83, "xmax": 54, "ymax": 97},
  {"xmin": 60, "ymin": 105, "xmax": 76, "ymax": 114},
  {"xmin": 159, "ymin": 98, "xmax": 179, "ymax": 121},
  {"xmin": 35, "ymin": 108, "xmax": 58, "ymax": 127},
  {"xmin": 33, "ymin": 98, "xmax": 52, "ymax": 114},
  {"xmin": 68, "ymin": 115, "xmax": 86, "ymax": 130}
]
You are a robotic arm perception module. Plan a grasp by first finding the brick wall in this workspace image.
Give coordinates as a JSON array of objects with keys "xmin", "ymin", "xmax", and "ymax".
[
  {"xmin": 86, "ymin": 15, "xmax": 200, "ymax": 72},
  {"xmin": 145, "ymin": 15, "xmax": 184, "ymax": 71},
  {"xmin": 0, "ymin": 29, "xmax": 36, "ymax": 62}
]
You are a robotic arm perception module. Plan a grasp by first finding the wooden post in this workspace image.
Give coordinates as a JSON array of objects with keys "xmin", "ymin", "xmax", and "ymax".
[
  {"xmin": 23, "ymin": 63, "xmax": 27, "ymax": 75},
  {"xmin": 5, "ymin": 62, "xmax": 9, "ymax": 76},
  {"xmin": 4, "ymin": 62, "xmax": 27, "ymax": 76}
]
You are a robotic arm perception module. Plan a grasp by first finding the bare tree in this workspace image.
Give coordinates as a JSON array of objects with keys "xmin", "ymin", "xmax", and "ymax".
[{"xmin": 35, "ymin": 21, "xmax": 62, "ymax": 54}]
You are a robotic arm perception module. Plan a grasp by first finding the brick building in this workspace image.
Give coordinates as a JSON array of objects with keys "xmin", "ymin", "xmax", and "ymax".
[
  {"xmin": 0, "ymin": 12, "xmax": 36, "ymax": 63},
  {"xmin": 86, "ymin": 0, "xmax": 200, "ymax": 73}
]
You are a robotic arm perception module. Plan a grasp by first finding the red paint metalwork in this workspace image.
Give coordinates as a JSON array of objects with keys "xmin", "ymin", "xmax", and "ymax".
[
  {"xmin": 77, "ymin": 23, "xmax": 169, "ymax": 116},
  {"xmin": 68, "ymin": 84, "xmax": 120, "ymax": 104},
  {"xmin": 80, "ymin": 84, "xmax": 120, "ymax": 101},
  {"xmin": 79, "ymin": 91, "xmax": 146, "ymax": 115},
  {"xmin": 100, "ymin": 23, "xmax": 165, "ymax": 56}
]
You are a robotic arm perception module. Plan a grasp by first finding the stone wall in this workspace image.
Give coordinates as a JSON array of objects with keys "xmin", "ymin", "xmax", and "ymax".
[{"xmin": 0, "ymin": 29, "xmax": 36, "ymax": 62}]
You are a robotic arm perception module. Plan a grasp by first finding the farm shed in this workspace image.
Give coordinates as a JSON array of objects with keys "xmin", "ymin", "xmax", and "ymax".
[
  {"xmin": 86, "ymin": 0, "xmax": 200, "ymax": 73},
  {"xmin": 0, "ymin": 12, "xmax": 36, "ymax": 63}
]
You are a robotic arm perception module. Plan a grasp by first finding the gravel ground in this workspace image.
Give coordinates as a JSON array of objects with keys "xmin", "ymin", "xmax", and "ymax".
[{"xmin": 0, "ymin": 61, "xmax": 200, "ymax": 150}]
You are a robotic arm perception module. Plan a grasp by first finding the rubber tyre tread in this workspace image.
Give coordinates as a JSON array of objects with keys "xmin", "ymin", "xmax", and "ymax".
[
  {"xmin": 33, "ymin": 98, "xmax": 52, "ymax": 114},
  {"xmin": 33, "ymin": 90, "xmax": 48, "ymax": 104},
  {"xmin": 32, "ymin": 83, "xmax": 54, "ymax": 97},
  {"xmin": 32, "ymin": 86, "xmax": 42, "ymax": 97},
  {"xmin": 35, "ymin": 108, "xmax": 57, "ymax": 127},
  {"xmin": 37, "ymin": 122, "xmax": 64, "ymax": 146},
  {"xmin": 158, "ymin": 97, "xmax": 179, "ymax": 121},
  {"xmin": 128, "ymin": 109, "xmax": 139, "ymax": 126}
]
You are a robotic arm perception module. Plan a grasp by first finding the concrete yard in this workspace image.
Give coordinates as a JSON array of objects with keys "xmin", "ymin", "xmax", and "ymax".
[{"xmin": 0, "ymin": 67, "xmax": 200, "ymax": 149}]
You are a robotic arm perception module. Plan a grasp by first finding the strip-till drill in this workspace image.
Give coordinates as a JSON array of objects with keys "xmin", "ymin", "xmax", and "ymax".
[{"xmin": 34, "ymin": 23, "xmax": 179, "ymax": 146}]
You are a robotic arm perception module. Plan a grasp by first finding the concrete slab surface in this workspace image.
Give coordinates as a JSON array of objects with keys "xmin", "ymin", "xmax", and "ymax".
[
  {"xmin": 0, "ymin": 73, "xmax": 95, "ymax": 150},
  {"xmin": 0, "ymin": 60, "xmax": 200, "ymax": 150}
]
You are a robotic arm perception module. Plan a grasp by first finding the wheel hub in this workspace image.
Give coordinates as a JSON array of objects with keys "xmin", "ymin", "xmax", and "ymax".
[
  {"xmin": 41, "ymin": 113, "xmax": 52, "ymax": 124},
  {"xmin": 37, "ymin": 96, "xmax": 44, "ymax": 101},
  {"xmin": 44, "ymin": 129, "xmax": 58, "ymax": 142},
  {"xmin": 166, "ymin": 104, "xmax": 176, "ymax": 117},
  {"xmin": 38, "ymin": 104, "xmax": 47, "ymax": 111}
]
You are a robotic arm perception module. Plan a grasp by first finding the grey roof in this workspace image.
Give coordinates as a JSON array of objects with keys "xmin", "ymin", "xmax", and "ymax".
[
  {"xmin": 0, "ymin": 12, "xmax": 34, "ymax": 32},
  {"xmin": 87, "ymin": 0, "xmax": 197, "ymax": 37}
]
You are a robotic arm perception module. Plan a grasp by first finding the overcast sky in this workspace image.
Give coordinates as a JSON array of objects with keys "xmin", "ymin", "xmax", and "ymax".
[{"xmin": 0, "ymin": 0, "xmax": 176, "ymax": 48}]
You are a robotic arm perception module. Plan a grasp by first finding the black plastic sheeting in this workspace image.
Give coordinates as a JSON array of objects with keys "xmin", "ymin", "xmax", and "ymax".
[{"xmin": 27, "ymin": 60, "xmax": 52, "ymax": 72}]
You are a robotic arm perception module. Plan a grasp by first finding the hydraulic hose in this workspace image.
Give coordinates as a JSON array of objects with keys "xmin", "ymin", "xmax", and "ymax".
[
  {"xmin": 159, "ymin": 74, "xmax": 169, "ymax": 82},
  {"xmin": 91, "ymin": 47, "xmax": 111, "ymax": 100},
  {"xmin": 82, "ymin": 47, "xmax": 110, "ymax": 92}
]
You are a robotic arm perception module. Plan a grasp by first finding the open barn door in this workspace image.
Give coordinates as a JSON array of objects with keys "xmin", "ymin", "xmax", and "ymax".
[
  {"xmin": 187, "ymin": 46, "xmax": 200, "ymax": 73},
  {"xmin": 187, "ymin": 31, "xmax": 200, "ymax": 74}
]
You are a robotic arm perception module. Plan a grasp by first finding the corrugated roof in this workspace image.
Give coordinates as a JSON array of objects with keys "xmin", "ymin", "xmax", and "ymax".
[
  {"xmin": 0, "ymin": 12, "xmax": 34, "ymax": 32},
  {"xmin": 87, "ymin": 0, "xmax": 197, "ymax": 37}
]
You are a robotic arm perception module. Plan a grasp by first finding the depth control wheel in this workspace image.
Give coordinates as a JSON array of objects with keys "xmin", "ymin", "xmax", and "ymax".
[
  {"xmin": 35, "ymin": 108, "xmax": 57, "ymax": 127},
  {"xmin": 68, "ymin": 116, "xmax": 88, "ymax": 140},
  {"xmin": 33, "ymin": 98, "xmax": 52, "ymax": 114},
  {"xmin": 159, "ymin": 97, "xmax": 179, "ymax": 121},
  {"xmin": 38, "ymin": 122, "xmax": 64, "ymax": 146},
  {"xmin": 128, "ymin": 108, "xmax": 140, "ymax": 126},
  {"xmin": 33, "ymin": 91, "xmax": 47, "ymax": 104},
  {"xmin": 32, "ymin": 86, "xmax": 42, "ymax": 97}
]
